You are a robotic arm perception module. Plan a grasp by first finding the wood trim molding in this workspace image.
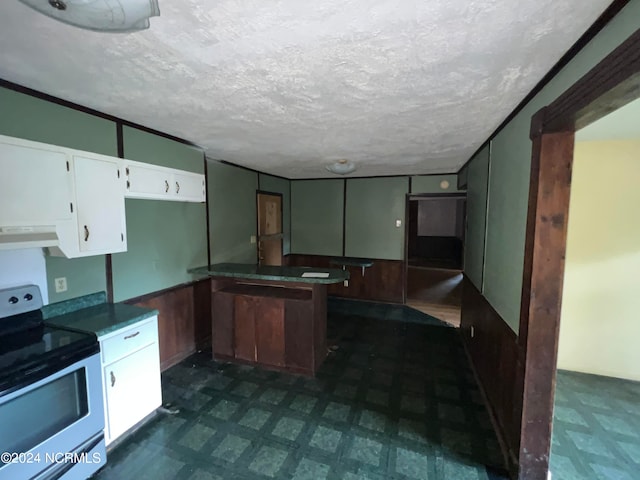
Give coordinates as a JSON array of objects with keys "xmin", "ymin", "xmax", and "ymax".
[
  {"xmin": 204, "ymin": 154, "xmax": 211, "ymax": 266},
  {"xmin": 342, "ymin": 179, "xmax": 347, "ymax": 256},
  {"xmin": 541, "ymin": 28, "xmax": 640, "ymax": 134}
]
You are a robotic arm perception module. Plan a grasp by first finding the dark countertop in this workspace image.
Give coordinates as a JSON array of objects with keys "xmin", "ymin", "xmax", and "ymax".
[
  {"xmin": 189, "ymin": 263, "xmax": 349, "ymax": 284},
  {"xmin": 329, "ymin": 257, "xmax": 374, "ymax": 268},
  {"xmin": 44, "ymin": 292, "xmax": 158, "ymax": 338}
]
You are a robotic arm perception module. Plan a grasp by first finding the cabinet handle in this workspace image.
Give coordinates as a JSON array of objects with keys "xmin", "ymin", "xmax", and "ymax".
[
  {"xmin": 165, "ymin": 180, "xmax": 169, "ymax": 193},
  {"xmin": 84, "ymin": 225, "xmax": 90, "ymax": 242},
  {"xmin": 126, "ymin": 167, "xmax": 130, "ymax": 176},
  {"xmin": 124, "ymin": 331, "xmax": 140, "ymax": 340},
  {"xmin": 176, "ymin": 181, "xmax": 180, "ymax": 194},
  {"xmin": 110, "ymin": 371, "xmax": 116, "ymax": 387},
  {"xmin": 126, "ymin": 180, "xmax": 130, "ymax": 189}
]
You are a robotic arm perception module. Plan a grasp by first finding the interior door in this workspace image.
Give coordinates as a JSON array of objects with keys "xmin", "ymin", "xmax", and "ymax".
[{"xmin": 257, "ymin": 192, "xmax": 283, "ymax": 266}]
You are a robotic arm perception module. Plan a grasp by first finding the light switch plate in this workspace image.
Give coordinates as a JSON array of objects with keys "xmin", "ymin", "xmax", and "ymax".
[
  {"xmin": 250, "ymin": 235, "xmax": 257, "ymax": 244},
  {"xmin": 395, "ymin": 219, "xmax": 402, "ymax": 228}
]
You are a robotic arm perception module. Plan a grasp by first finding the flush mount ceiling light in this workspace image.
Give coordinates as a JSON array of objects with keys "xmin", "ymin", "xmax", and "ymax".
[
  {"xmin": 18, "ymin": 0, "xmax": 160, "ymax": 33},
  {"xmin": 325, "ymin": 159, "xmax": 356, "ymax": 175}
]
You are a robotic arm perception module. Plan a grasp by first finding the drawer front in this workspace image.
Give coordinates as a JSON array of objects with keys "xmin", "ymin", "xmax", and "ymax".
[{"xmin": 101, "ymin": 317, "xmax": 158, "ymax": 365}]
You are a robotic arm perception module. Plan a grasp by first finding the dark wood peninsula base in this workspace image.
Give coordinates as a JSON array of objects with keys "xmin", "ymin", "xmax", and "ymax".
[
  {"xmin": 193, "ymin": 262, "xmax": 351, "ymax": 376},
  {"xmin": 211, "ymin": 278, "xmax": 327, "ymax": 375}
]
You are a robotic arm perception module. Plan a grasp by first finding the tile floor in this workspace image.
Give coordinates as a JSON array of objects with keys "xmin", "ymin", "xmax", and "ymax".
[
  {"xmin": 94, "ymin": 303, "xmax": 507, "ymax": 480},
  {"xmin": 551, "ymin": 370, "xmax": 640, "ymax": 480}
]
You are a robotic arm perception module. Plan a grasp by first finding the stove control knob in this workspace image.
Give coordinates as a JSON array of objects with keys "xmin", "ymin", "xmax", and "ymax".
[
  {"xmin": 24, "ymin": 293, "xmax": 33, "ymax": 301},
  {"xmin": 8, "ymin": 296, "xmax": 19, "ymax": 304}
]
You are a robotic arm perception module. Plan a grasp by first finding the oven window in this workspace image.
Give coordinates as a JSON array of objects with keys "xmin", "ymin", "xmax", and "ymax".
[{"xmin": 0, "ymin": 368, "xmax": 88, "ymax": 454}]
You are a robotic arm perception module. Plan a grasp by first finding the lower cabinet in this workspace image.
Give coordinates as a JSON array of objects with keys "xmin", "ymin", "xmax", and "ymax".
[{"xmin": 99, "ymin": 316, "xmax": 162, "ymax": 446}]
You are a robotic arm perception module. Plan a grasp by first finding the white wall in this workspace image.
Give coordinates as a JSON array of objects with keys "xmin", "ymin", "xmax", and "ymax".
[
  {"xmin": 558, "ymin": 140, "xmax": 640, "ymax": 381},
  {"xmin": 0, "ymin": 248, "xmax": 49, "ymax": 304}
]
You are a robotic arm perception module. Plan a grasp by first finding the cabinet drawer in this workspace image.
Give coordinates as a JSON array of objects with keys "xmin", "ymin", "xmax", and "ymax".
[{"xmin": 101, "ymin": 318, "xmax": 157, "ymax": 365}]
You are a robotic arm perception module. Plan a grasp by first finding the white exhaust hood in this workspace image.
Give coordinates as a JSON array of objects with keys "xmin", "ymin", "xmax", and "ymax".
[{"xmin": 0, "ymin": 225, "xmax": 59, "ymax": 250}]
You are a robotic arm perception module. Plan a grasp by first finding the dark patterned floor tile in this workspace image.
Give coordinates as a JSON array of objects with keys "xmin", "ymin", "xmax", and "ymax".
[
  {"xmin": 95, "ymin": 311, "xmax": 507, "ymax": 480},
  {"xmin": 551, "ymin": 370, "xmax": 640, "ymax": 480}
]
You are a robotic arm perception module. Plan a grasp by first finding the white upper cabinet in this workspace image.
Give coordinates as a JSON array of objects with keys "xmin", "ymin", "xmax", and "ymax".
[
  {"xmin": 0, "ymin": 133, "xmax": 204, "ymax": 257},
  {"xmin": 0, "ymin": 134, "xmax": 127, "ymax": 257},
  {"xmin": 124, "ymin": 159, "xmax": 205, "ymax": 203},
  {"xmin": 0, "ymin": 140, "xmax": 74, "ymax": 227},
  {"xmin": 173, "ymin": 170, "xmax": 207, "ymax": 202},
  {"xmin": 73, "ymin": 154, "xmax": 127, "ymax": 255}
]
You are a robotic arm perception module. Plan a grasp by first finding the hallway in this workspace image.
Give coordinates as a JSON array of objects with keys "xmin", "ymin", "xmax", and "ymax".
[{"xmin": 406, "ymin": 267, "xmax": 463, "ymax": 327}]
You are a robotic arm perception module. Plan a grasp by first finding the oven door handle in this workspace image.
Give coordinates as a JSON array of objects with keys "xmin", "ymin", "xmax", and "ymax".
[{"xmin": 110, "ymin": 371, "xmax": 116, "ymax": 387}]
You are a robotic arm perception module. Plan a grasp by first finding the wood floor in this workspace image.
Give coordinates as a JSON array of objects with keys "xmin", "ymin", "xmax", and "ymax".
[{"xmin": 406, "ymin": 266, "xmax": 463, "ymax": 327}]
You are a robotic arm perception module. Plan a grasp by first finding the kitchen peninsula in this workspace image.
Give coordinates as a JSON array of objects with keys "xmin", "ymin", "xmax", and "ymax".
[{"xmin": 190, "ymin": 263, "xmax": 348, "ymax": 376}]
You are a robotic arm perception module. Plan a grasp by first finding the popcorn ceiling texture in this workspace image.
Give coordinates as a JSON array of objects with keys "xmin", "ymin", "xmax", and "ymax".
[{"xmin": 0, "ymin": 0, "xmax": 610, "ymax": 178}]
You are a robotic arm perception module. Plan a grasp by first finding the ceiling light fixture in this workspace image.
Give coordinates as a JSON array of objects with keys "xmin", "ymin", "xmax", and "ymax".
[
  {"xmin": 18, "ymin": 0, "xmax": 160, "ymax": 33},
  {"xmin": 326, "ymin": 159, "xmax": 356, "ymax": 175}
]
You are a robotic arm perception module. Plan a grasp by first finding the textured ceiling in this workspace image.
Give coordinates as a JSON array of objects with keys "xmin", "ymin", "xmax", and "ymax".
[{"xmin": 0, "ymin": 0, "xmax": 612, "ymax": 178}]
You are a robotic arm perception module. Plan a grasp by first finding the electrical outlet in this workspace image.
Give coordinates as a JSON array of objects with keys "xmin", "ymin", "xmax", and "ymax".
[
  {"xmin": 250, "ymin": 235, "xmax": 257, "ymax": 244},
  {"xmin": 343, "ymin": 280, "xmax": 349, "ymax": 287},
  {"xmin": 54, "ymin": 277, "xmax": 67, "ymax": 293},
  {"xmin": 395, "ymin": 219, "xmax": 402, "ymax": 228}
]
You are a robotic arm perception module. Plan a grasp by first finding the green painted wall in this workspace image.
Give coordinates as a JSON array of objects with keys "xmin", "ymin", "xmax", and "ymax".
[
  {"xmin": 411, "ymin": 174, "xmax": 462, "ymax": 193},
  {"xmin": 345, "ymin": 177, "xmax": 408, "ymax": 260},
  {"xmin": 112, "ymin": 199, "xmax": 207, "ymax": 301},
  {"xmin": 208, "ymin": 161, "xmax": 258, "ymax": 263},
  {"xmin": 121, "ymin": 126, "xmax": 203, "ymax": 174},
  {"xmin": 112, "ymin": 127, "xmax": 207, "ymax": 301},
  {"xmin": 0, "ymin": 86, "xmax": 115, "ymax": 302},
  {"xmin": 291, "ymin": 180, "xmax": 344, "ymax": 256},
  {"xmin": 463, "ymin": 145, "xmax": 490, "ymax": 291},
  {"xmin": 482, "ymin": 1, "xmax": 640, "ymax": 332},
  {"xmin": 259, "ymin": 174, "xmax": 291, "ymax": 255}
]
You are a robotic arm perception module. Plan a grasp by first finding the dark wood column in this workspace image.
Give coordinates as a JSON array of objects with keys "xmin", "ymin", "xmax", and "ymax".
[{"xmin": 517, "ymin": 130, "xmax": 574, "ymax": 480}]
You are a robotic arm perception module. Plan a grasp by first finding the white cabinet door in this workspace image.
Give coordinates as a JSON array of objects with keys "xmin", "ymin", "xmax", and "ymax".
[
  {"xmin": 103, "ymin": 342, "xmax": 162, "ymax": 444},
  {"xmin": 73, "ymin": 154, "xmax": 127, "ymax": 254},
  {"xmin": 174, "ymin": 170, "xmax": 205, "ymax": 202},
  {"xmin": 125, "ymin": 162, "xmax": 172, "ymax": 200},
  {"xmin": 0, "ymin": 138, "xmax": 73, "ymax": 227}
]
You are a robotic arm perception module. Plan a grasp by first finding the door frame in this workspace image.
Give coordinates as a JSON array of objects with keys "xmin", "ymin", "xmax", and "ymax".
[
  {"xmin": 403, "ymin": 192, "xmax": 467, "ymax": 304},
  {"xmin": 518, "ymin": 28, "xmax": 640, "ymax": 479},
  {"xmin": 255, "ymin": 190, "xmax": 284, "ymax": 265}
]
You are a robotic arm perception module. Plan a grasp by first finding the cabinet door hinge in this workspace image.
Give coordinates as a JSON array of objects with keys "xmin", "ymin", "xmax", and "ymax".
[{"xmin": 70, "ymin": 203, "xmax": 73, "ymax": 213}]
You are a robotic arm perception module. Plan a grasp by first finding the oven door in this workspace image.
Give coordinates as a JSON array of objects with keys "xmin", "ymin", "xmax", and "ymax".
[{"xmin": 0, "ymin": 352, "xmax": 105, "ymax": 480}]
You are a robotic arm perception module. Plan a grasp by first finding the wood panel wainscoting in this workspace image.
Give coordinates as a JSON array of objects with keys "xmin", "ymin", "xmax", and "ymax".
[
  {"xmin": 284, "ymin": 254, "xmax": 404, "ymax": 303},
  {"xmin": 460, "ymin": 275, "xmax": 523, "ymax": 477},
  {"xmin": 125, "ymin": 278, "xmax": 212, "ymax": 371}
]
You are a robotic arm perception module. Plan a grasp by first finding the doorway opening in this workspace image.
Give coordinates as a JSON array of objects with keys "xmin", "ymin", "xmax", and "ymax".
[
  {"xmin": 516, "ymin": 29, "xmax": 640, "ymax": 480},
  {"xmin": 549, "ymin": 99, "xmax": 640, "ymax": 479},
  {"xmin": 256, "ymin": 191, "xmax": 283, "ymax": 266},
  {"xmin": 405, "ymin": 194, "xmax": 466, "ymax": 327}
]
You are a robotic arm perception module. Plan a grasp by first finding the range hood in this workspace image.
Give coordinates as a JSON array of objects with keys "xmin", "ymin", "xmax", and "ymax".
[{"xmin": 0, "ymin": 226, "xmax": 59, "ymax": 250}]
